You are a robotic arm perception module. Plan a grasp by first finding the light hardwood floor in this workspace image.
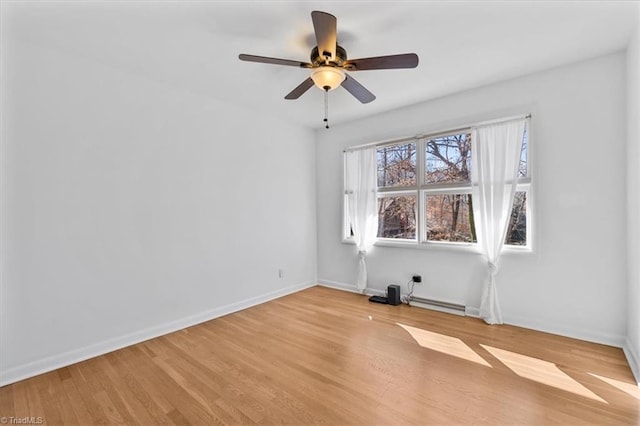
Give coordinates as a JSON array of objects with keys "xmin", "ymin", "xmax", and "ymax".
[{"xmin": 1, "ymin": 286, "xmax": 638, "ymax": 425}]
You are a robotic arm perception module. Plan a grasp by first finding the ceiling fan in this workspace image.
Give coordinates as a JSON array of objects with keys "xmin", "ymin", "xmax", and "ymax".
[{"xmin": 239, "ymin": 11, "xmax": 419, "ymax": 127}]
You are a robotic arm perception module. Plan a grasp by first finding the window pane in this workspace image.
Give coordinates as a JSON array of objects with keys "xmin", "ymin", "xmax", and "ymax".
[
  {"xmin": 426, "ymin": 193, "xmax": 476, "ymax": 242},
  {"xmin": 378, "ymin": 196, "xmax": 416, "ymax": 239},
  {"xmin": 519, "ymin": 130, "xmax": 528, "ymax": 178},
  {"xmin": 377, "ymin": 143, "xmax": 416, "ymax": 187},
  {"xmin": 505, "ymin": 191, "xmax": 527, "ymax": 246},
  {"xmin": 425, "ymin": 133, "xmax": 472, "ymax": 184}
]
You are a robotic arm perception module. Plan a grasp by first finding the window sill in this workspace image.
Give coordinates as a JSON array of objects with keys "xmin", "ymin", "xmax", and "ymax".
[
  {"xmin": 341, "ymin": 238, "xmax": 532, "ymax": 254},
  {"xmin": 341, "ymin": 237, "xmax": 482, "ymax": 254}
]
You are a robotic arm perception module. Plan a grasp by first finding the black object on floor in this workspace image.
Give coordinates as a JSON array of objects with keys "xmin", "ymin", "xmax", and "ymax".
[
  {"xmin": 369, "ymin": 295, "xmax": 389, "ymax": 304},
  {"xmin": 387, "ymin": 285, "xmax": 401, "ymax": 305}
]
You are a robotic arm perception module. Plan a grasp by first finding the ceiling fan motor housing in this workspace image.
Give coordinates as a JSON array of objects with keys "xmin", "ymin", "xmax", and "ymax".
[{"xmin": 311, "ymin": 45, "xmax": 348, "ymax": 67}]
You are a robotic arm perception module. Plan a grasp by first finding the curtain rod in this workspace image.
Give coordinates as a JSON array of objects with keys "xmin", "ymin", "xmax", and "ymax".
[{"xmin": 343, "ymin": 113, "xmax": 531, "ymax": 153}]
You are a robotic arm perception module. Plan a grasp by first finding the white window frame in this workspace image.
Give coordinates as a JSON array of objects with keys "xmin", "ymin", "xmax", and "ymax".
[{"xmin": 343, "ymin": 121, "xmax": 532, "ymax": 252}]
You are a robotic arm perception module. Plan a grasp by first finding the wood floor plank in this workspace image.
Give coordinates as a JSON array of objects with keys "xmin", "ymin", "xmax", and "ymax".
[
  {"xmin": 40, "ymin": 371, "xmax": 77, "ymax": 425},
  {"xmin": 0, "ymin": 286, "xmax": 638, "ymax": 425}
]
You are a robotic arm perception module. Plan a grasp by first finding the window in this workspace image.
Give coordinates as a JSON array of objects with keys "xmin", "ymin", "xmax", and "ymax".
[
  {"xmin": 345, "ymin": 127, "xmax": 531, "ymax": 248},
  {"xmin": 423, "ymin": 132, "xmax": 475, "ymax": 244},
  {"xmin": 425, "ymin": 193, "xmax": 476, "ymax": 243},
  {"xmin": 377, "ymin": 143, "xmax": 416, "ymax": 187},
  {"xmin": 378, "ymin": 194, "xmax": 417, "ymax": 239},
  {"xmin": 376, "ymin": 143, "xmax": 418, "ymax": 240}
]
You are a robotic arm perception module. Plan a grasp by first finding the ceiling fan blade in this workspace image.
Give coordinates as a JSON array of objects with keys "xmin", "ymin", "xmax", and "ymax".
[
  {"xmin": 285, "ymin": 78, "xmax": 315, "ymax": 100},
  {"xmin": 344, "ymin": 53, "xmax": 419, "ymax": 71},
  {"xmin": 311, "ymin": 11, "xmax": 337, "ymax": 61},
  {"xmin": 239, "ymin": 54, "xmax": 311, "ymax": 68},
  {"xmin": 341, "ymin": 74, "xmax": 375, "ymax": 104}
]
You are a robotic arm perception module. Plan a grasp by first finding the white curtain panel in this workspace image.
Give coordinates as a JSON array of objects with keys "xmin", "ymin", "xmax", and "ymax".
[
  {"xmin": 345, "ymin": 148, "xmax": 378, "ymax": 291},
  {"xmin": 471, "ymin": 119, "xmax": 527, "ymax": 324}
]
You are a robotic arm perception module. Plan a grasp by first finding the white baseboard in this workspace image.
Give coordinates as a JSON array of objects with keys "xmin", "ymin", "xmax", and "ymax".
[
  {"xmin": 317, "ymin": 279, "xmax": 360, "ymax": 293},
  {"xmin": 500, "ymin": 311, "xmax": 626, "ymax": 348},
  {"xmin": 623, "ymin": 339, "xmax": 640, "ymax": 385},
  {"xmin": 0, "ymin": 280, "xmax": 316, "ymax": 387},
  {"xmin": 317, "ymin": 279, "xmax": 385, "ymax": 296},
  {"xmin": 366, "ymin": 288, "xmax": 386, "ymax": 296},
  {"xmin": 465, "ymin": 306, "xmax": 481, "ymax": 318},
  {"xmin": 464, "ymin": 305, "xmax": 626, "ymax": 348}
]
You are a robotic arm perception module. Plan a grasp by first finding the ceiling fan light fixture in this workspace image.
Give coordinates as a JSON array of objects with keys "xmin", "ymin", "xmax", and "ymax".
[{"xmin": 311, "ymin": 66, "xmax": 345, "ymax": 91}]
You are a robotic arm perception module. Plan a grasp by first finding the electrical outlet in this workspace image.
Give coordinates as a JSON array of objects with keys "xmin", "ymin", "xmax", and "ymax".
[
  {"xmin": 278, "ymin": 269, "xmax": 284, "ymax": 279},
  {"xmin": 412, "ymin": 275, "xmax": 422, "ymax": 283}
]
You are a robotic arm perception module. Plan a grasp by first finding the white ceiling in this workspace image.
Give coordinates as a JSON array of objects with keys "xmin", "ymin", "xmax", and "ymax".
[{"xmin": 2, "ymin": 0, "xmax": 638, "ymax": 129}]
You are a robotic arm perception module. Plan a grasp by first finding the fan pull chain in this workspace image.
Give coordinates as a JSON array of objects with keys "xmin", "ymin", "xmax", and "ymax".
[{"xmin": 323, "ymin": 86, "xmax": 330, "ymax": 129}]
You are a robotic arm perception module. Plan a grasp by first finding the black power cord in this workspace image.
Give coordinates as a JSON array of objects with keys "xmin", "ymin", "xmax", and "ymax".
[
  {"xmin": 402, "ymin": 275, "xmax": 422, "ymax": 304},
  {"xmin": 401, "ymin": 279, "xmax": 416, "ymax": 304}
]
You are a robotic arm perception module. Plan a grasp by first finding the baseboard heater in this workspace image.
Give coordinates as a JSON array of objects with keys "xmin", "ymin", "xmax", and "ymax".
[{"xmin": 409, "ymin": 296, "xmax": 466, "ymax": 316}]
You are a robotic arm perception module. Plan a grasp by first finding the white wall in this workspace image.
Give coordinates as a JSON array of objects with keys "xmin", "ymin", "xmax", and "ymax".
[
  {"xmin": 317, "ymin": 52, "xmax": 628, "ymax": 347},
  {"xmin": 626, "ymin": 7, "xmax": 640, "ymax": 384},
  {"xmin": 0, "ymin": 37, "xmax": 317, "ymax": 385}
]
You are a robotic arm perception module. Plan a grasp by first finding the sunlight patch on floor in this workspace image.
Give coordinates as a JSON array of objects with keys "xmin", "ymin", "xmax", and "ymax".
[
  {"xmin": 481, "ymin": 344, "xmax": 607, "ymax": 403},
  {"xmin": 589, "ymin": 373, "xmax": 640, "ymax": 400},
  {"xmin": 397, "ymin": 323, "xmax": 491, "ymax": 367}
]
